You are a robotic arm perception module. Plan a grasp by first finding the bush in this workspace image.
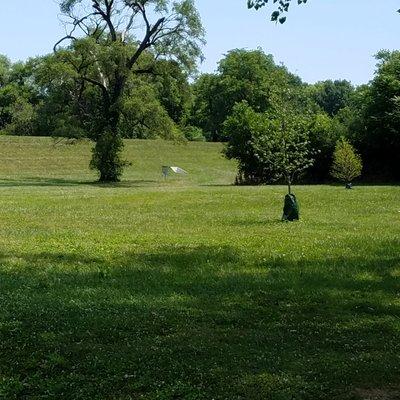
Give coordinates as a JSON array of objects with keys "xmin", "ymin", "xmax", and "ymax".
[
  {"xmin": 182, "ymin": 126, "xmax": 206, "ymax": 142},
  {"xmin": 330, "ymin": 138, "xmax": 362, "ymax": 185}
]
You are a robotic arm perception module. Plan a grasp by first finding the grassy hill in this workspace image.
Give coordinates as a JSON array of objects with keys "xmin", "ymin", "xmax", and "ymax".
[
  {"xmin": 0, "ymin": 136, "xmax": 236, "ymax": 186},
  {"xmin": 0, "ymin": 136, "xmax": 399, "ymax": 399}
]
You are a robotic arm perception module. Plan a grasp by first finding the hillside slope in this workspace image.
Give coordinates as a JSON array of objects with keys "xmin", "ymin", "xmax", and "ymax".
[{"xmin": 0, "ymin": 136, "xmax": 236, "ymax": 186}]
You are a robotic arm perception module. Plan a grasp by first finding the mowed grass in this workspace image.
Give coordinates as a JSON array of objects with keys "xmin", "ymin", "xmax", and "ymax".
[
  {"xmin": 0, "ymin": 136, "xmax": 399, "ymax": 399},
  {"xmin": 0, "ymin": 136, "xmax": 235, "ymax": 186}
]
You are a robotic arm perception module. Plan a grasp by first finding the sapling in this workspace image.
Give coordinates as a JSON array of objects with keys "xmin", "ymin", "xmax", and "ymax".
[{"xmin": 330, "ymin": 138, "xmax": 362, "ymax": 188}]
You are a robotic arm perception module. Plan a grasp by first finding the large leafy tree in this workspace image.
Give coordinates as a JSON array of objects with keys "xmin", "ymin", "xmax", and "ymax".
[
  {"xmin": 33, "ymin": 52, "xmax": 183, "ymax": 140},
  {"xmin": 56, "ymin": 0, "xmax": 204, "ymax": 182},
  {"xmin": 190, "ymin": 49, "xmax": 302, "ymax": 141},
  {"xmin": 310, "ymin": 80, "xmax": 354, "ymax": 117},
  {"xmin": 224, "ymin": 101, "xmax": 267, "ymax": 184},
  {"xmin": 0, "ymin": 55, "xmax": 11, "ymax": 88},
  {"xmin": 306, "ymin": 112, "xmax": 341, "ymax": 182},
  {"xmin": 190, "ymin": 73, "xmax": 223, "ymax": 141},
  {"xmin": 0, "ymin": 58, "xmax": 40, "ymax": 136},
  {"xmin": 224, "ymin": 98, "xmax": 314, "ymax": 189},
  {"xmin": 153, "ymin": 60, "xmax": 192, "ymax": 125},
  {"xmin": 361, "ymin": 50, "xmax": 400, "ymax": 180}
]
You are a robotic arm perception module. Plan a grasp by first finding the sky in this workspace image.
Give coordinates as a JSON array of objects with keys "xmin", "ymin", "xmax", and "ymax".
[{"xmin": 0, "ymin": 0, "xmax": 399, "ymax": 85}]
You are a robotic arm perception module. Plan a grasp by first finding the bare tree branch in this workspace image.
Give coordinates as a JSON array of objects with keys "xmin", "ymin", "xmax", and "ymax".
[
  {"xmin": 54, "ymin": 35, "xmax": 77, "ymax": 52},
  {"xmin": 92, "ymin": 0, "xmax": 118, "ymax": 41}
]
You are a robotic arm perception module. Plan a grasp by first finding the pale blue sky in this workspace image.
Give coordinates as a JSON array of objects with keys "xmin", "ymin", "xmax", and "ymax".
[{"xmin": 0, "ymin": 0, "xmax": 399, "ymax": 85}]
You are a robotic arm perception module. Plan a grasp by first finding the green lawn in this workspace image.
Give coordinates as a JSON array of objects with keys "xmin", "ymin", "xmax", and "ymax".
[{"xmin": 0, "ymin": 136, "xmax": 399, "ymax": 399}]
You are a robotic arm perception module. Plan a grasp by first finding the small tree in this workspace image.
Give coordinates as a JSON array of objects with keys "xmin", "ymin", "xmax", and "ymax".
[
  {"xmin": 255, "ymin": 105, "xmax": 314, "ymax": 220},
  {"xmin": 330, "ymin": 138, "xmax": 362, "ymax": 187},
  {"xmin": 252, "ymin": 106, "xmax": 314, "ymax": 196},
  {"xmin": 224, "ymin": 101, "xmax": 314, "ymax": 220}
]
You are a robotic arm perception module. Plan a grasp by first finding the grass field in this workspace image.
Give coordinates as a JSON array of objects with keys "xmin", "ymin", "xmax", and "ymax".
[{"xmin": 0, "ymin": 136, "xmax": 399, "ymax": 400}]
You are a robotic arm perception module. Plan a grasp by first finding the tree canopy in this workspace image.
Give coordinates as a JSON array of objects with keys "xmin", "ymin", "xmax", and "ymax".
[
  {"xmin": 310, "ymin": 80, "xmax": 354, "ymax": 117},
  {"xmin": 1, "ymin": 38, "xmax": 400, "ymax": 183},
  {"xmin": 190, "ymin": 49, "xmax": 303, "ymax": 141},
  {"xmin": 224, "ymin": 98, "xmax": 315, "ymax": 188},
  {"xmin": 331, "ymin": 138, "xmax": 363, "ymax": 185},
  {"xmin": 361, "ymin": 50, "xmax": 400, "ymax": 179}
]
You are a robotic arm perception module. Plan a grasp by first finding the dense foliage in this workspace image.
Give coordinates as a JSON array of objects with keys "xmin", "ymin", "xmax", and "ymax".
[
  {"xmin": 224, "ymin": 100, "xmax": 314, "ymax": 189},
  {"xmin": 1, "ymin": 47, "xmax": 400, "ymax": 182},
  {"xmin": 361, "ymin": 51, "xmax": 400, "ymax": 180},
  {"xmin": 211, "ymin": 49, "xmax": 400, "ymax": 183},
  {"xmin": 190, "ymin": 49, "xmax": 303, "ymax": 142},
  {"xmin": 331, "ymin": 138, "xmax": 362, "ymax": 184},
  {"xmin": 330, "ymin": 138, "xmax": 363, "ymax": 185}
]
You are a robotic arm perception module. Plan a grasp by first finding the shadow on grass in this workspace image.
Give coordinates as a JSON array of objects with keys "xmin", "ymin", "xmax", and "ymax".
[
  {"xmin": 0, "ymin": 244, "xmax": 399, "ymax": 399},
  {"xmin": 0, "ymin": 177, "xmax": 158, "ymax": 188},
  {"xmin": 0, "ymin": 177, "xmax": 85, "ymax": 187}
]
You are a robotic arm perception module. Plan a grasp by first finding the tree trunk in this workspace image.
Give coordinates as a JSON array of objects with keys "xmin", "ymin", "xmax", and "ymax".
[
  {"xmin": 90, "ymin": 102, "xmax": 126, "ymax": 182},
  {"xmin": 90, "ymin": 77, "xmax": 128, "ymax": 183},
  {"xmin": 282, "ymin": 176, "xmax": 299, "ymax": 221},
  {"xmin": 287, "ymin": 176, "xmax": 292, "ymax": 195}
]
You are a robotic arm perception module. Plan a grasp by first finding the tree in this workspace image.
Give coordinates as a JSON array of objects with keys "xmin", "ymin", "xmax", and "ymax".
[
  {"xmin": 32, "ymin": 53, "xmax": 95, "ymax": 138},
  {"xmin": 224, "ymin": 100, "xmax": 314, "ymax": 191},
  {"xmin": 224, "ymin": 101, "xmax": 268, "ymax": 184},
  {"xmin": 251, "ymin": 105, "xmax": 314, "ymax": 195},
  {"xmin": 0, "ymin": 58, "xmax": 40, "ymax": 135},
  {"xmin": 330, "ymin": 138, "xmax": 362, "ymax": 187},
  {"xmin": 311, "ymin": 80, "xmax": 354, "ymax": 117},
  {"xmin": 361, "ymin": 50, "xmax": 400, "ymax": 180},
  {"xmin": 190, "ymin": 73, "xmax": 222, "ymax": 141},
  {"xmin": 332, "ymin": 52, "xmax": 400, "ymax": 182},
  {"xmin": 118, "ymin": 81, "xmax": 180, "ymax": 140},
  {"xmin": 224, "ymin": 100, "xmax": 314, "ymax": 220},
  {"xmin": 253, "ymin": 101, "xmax": 315, "ymax": 221},
  {"xmin": 55, "ymin": 0, "xmax": 204, "ymax": 182},
  {"xmin": 190, "ymin": 49, "xmax": 303, "ymax": 141},
  {"xmin": 306, "ymin": 112, "xmax": 341, "ymax": 182},
  {"xmin": 0, "ymin": 55, "xmax": 11, "ymax": 88},
  {"xmin": 31, "ymin": 52, "xmax": 182, "ymax": 140},
  {"xmin": 153, "ymin": 60, "xmax": 192, "ymax": 125}
]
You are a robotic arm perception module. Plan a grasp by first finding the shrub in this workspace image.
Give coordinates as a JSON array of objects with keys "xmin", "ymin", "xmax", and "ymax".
[{"xmin": 330, "ymin": 138, "xmax": 362, "ymax": 185}]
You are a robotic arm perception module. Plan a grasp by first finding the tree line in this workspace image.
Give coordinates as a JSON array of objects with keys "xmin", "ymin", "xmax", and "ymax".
[{"xmin": 1, "ymin": 46, "xmax": 399, "ymax": 182}]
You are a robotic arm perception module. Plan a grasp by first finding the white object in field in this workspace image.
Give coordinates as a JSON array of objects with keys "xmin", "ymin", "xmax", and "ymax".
[
  {"xmin": 162, "ymin": 166, "xmax": 188, "ymax": 179},
  {"xmin": 170, "ymin": 166, "xmax": 188, "ymax": 174}
]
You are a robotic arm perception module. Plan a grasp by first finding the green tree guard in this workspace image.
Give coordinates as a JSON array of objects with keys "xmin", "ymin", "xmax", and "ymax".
[{"xmin": 282, "ymin": 193, "xmax": 299, "ymax": 221}]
